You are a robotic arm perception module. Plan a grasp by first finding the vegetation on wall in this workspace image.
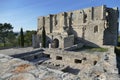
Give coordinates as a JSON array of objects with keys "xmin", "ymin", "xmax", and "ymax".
[
  {"xmin": 74, "ymin": 45, "xmax": 108, "ymax": 52},
  {"xmin": 118, "ymin": 36, "xmax": 120, "ymax": 46},
  {"xmin": 42, "ymin": 26, "xmax": 46, "ymax": 48},
  {"xmin": 115, "ymin": 36, "xmax": 120, "ymax": 55}
]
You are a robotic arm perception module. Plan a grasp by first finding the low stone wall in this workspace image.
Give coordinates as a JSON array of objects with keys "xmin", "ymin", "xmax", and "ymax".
[{"xmin": 44, "ymin": 46, "xmax": 119, "ymax": 79}]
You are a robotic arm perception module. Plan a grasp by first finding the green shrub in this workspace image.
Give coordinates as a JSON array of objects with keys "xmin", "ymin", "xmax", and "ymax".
[
  {"xmin": 73, "ymin": 46, "xmax": 108, "ymax": 52},
  {"xmin": 89, "ymin": 47, "xmax": 108, "ymax": 52},
  {"xmin": 115, "ymin": 47, "xmax": 120, "ymax": 55}
]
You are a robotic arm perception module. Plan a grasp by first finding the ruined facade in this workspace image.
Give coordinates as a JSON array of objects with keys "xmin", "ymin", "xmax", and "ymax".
[{"xmin": 37, "ymin": 5, "xmax": 119, "ymax": 48}]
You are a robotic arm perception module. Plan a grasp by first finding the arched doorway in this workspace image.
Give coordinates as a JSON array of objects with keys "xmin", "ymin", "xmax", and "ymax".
[{"xmin": 51, "ymin": 38, "xmax": 59, "ymax": 48}]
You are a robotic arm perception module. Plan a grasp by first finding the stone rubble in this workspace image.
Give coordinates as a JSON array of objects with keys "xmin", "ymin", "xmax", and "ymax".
[{"xmin": 0, "ymin": 54, "xmax": 80, "ymax": 80}]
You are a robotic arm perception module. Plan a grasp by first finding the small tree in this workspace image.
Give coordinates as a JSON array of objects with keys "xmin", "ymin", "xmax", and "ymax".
[
  {"xmin": 0, "ymin": 23, "xmax": 13, "ymax": 47},
  {"xmin": 20, "ymin": 28, "xmax": 24, "ymax": 47},
  {"xmin": 42, "ymin": 26, "xmax": 46, "ymax": 48},
  {"xmin": 24, "ymin": 30, "xmax": 36, "ymax": 46}
]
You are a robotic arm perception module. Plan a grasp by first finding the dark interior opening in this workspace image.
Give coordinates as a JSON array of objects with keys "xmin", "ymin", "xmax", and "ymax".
[
  {"xmin": 44, "ymin": 54, "xmax": 50, "ymax": 58},
  {"xmin": 74, "ymin": 59, "xmax": 82, "ymax": 63},
  {"xmin": 34, "ymin": 55, "xmax": 38, "ymax": 59},
  {"xmin": 94, "ymin": 25, "xmax": 98, "ymax": 33},
  {"xmin": 51, "ymin": 38, "xmax": 59, "ymax": 48},
  {"xmin": 83, "ymin": 57, "xmax": 87, "ymax": 60},
  {"xmin": 94, "ymin": 61, "xmax": 97, "ymax": 65},
  {"xmin": 56, "ymin": 56, "xmax": 62, "ymax": 60}
]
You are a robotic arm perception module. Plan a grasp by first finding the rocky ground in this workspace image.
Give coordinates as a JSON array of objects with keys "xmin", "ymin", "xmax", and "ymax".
[{"xmin": 0, "ymin": 53, "xmax": 80, "ymax": 80}]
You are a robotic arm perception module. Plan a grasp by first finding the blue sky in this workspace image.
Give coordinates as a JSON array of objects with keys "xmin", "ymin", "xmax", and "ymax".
[{"xmin": 0, "ymin": 0, "xmax": 120, "ymax": 32}]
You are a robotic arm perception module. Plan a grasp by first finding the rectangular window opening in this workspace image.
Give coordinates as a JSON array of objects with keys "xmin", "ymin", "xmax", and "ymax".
[
  {"xmin": 45, "ymin": 54, "xmax": 50, "ymax": 58},
  {"xmin": 74, "ymin": 59, "xmax": 82, "ymax": 63},
  {"xmin": 56, "ymin": 56, "xmax": 62, "ymax": 60}
]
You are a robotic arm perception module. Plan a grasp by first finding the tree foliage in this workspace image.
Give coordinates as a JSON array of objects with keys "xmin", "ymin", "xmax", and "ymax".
[
  {"xmin": 18, "ymin": 30, "xmax": 36, "ymax": 47},
  {"xmin": 118, "ymin": 36, "xmax": 120, "ymax": 43},
  {"xmin": 118, "ymin": 36, "xmax": 120, "ymax": 46},
  {"xmin": 20, "ymin": 28, "xmax": 24, "ymax": 47},
  {"xmin": 0, "ymin": 23, "xmax": 14, "ymax": 47},
  {"xmin": 24, "ymin": 30, "xmax": 36, "ymax": 46},
  {"xmin": 42, "ymin": 26, "xmax": 46, "ymax": 48}
]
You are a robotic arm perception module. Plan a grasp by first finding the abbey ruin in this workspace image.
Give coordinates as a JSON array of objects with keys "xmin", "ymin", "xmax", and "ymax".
[
  {"xmin": 37, "ymin": 5, "xmax": 119, "ymax": 48},
  {"xmin": 0, "ymin": 5, "xmax": 120, "ymax": 80}
]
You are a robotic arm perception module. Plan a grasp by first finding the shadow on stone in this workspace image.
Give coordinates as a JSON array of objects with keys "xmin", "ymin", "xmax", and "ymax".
[
  {"xmin": 62, "ymin": 66, "xmax": 80, "ymax": 75},
  {"xmin": 115, "ymin": 47, "xmax": 120, "ymax": 74}
]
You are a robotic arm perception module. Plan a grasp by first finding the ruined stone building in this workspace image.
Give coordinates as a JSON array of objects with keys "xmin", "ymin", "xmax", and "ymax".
[
  {"xmin": 37, "ymin": 5, "xmax": 119, "ymax": 48},
  {"xmin": 1, "ymin": 5, "xmax": 119, "ymax": 79}
]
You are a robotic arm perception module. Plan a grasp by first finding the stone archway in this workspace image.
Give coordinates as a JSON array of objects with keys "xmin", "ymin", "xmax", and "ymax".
[{"xmin": 51, "ymin": 38, "xmax": 59, "ymax": 48}]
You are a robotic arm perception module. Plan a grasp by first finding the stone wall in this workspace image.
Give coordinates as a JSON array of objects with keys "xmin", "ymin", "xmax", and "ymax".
[
  {"xmin": 37, "ymin": 5, "xmax": 119, "ymax": 48},
  {"xmin": 32, "ymin": 34, "xmax": 40, "ymax": 48},
  {"xmin": 64, "ymin": 35, "xmax": 74, "ymax": 48},
  {"xmin": 43, "ymin": 46, "xmax": 119, "ymax": 79}
]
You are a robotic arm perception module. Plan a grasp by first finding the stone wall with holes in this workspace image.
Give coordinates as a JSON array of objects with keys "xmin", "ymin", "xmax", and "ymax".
[
  {"xmin": 44, "ymin": 46, "xmax": 118, "ymax": 76},
  {"xmin": 37, "ymin": 5, "xmax": 119, "ymax": 48}
]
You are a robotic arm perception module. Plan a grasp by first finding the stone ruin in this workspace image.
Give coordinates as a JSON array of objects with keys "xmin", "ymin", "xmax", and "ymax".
[
  {"xmin": 35, "ymin": 5, "xmax": 119, "ymax": 48},
  {"xmin": 0, "ymin": 47, "xmax": 120, "ymax": 80},
  {"xmin": 0, "ymin": 5, "xmax": 120, "ymax": 80}
]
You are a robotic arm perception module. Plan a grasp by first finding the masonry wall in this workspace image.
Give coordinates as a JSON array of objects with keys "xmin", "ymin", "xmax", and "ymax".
[
  {"xmin": 37, "ymin": 5, "xmax": 119, "ymax": 48},
  {"xmin": 44, "ymin": 46, "xmax": 118, "ymax": 75},
  {"xmin": 64, "ymin": 35, "xmax": 74, "ymax": 48},
  {"xmin": 103, "ymin": 7, "xmax": 119, "ymax": 46}
]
